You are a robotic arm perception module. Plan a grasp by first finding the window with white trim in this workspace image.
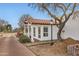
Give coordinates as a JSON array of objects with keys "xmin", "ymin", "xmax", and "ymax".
[{"xmin": 43, "ymin": 27, "xmax": 48, "ymax": 37}]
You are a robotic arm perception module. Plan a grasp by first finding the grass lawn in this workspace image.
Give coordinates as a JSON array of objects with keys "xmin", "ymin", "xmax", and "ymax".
[{"xmin": 23, "ymin": 38, "xmax": 79, "ymax": 56}]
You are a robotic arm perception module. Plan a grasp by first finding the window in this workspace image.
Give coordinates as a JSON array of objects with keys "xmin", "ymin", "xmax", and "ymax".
[
  {"xmin": 33, "ymin": 27, "xmax": 36, "ymax": 37},
  {"xmin": 38, "ymin": 27, "xmax": 41, "ymax": 38},
  {"xmin": 43, "ymin": 27, "xmax": 48, "ymax": 37}
]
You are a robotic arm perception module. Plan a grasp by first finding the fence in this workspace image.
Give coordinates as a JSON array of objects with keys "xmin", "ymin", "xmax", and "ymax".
[{"xmin": 67, "ymin": 44, "xmax": 79, "ymax": 56}]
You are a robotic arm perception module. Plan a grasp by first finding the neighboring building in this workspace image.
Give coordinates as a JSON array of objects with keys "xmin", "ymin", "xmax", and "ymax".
[
  {"xmin": 24, "ymin": 16, "xmax": 79, "ymax": 42},
  {"xmin": 24, "ymin": 18, "xmax": 59, "ymax": 42}
]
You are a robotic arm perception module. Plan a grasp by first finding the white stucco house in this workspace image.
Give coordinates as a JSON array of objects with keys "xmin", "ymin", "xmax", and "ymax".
[{"xmin": 23, "ymin": 16, "xmax": 79, "ymax": 42}]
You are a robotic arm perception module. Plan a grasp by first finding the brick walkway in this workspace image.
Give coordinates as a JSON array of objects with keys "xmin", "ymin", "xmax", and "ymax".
[{"xmin": 0, "ymin": 37, "xmax": 35, "ymax": 56}]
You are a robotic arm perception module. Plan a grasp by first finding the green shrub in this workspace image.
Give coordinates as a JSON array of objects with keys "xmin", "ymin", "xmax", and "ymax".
[{"xmin": 19, "ymin": 34, "xmax": 31, "ymax": 43}]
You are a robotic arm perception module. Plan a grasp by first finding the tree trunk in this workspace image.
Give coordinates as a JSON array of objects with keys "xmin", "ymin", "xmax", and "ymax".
[
  {"xmin": 57, "ymin": 17, "xmax": 69, "ymax": 41},
  {"xmin": 57, "ymin": 22, "xmax": 65, "ymax": 41},
  {"xmin": 57, "ymin": 28, "xmax": 62, "ymax": 40}
]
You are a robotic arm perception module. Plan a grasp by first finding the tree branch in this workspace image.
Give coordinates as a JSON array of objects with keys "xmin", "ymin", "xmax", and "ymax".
[
  {"xmin": 60, "ymin": 4, "xmax": 71, "ymax": 21},
  {"xmin": 64, "ymin": 3, "xmax": 76, "ymax": 24},
  {"xmin": 41, "ymin": 4, "xmax": 61, "ymax": 23}
]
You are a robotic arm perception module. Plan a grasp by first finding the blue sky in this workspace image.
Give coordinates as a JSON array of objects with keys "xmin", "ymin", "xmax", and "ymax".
[{"xmin": 0, "ymin": 3, "xmax": 50, "ymax": 29}]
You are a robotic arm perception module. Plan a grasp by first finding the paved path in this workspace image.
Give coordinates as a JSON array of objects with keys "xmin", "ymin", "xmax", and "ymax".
[{"xmin": 0, "ymin": 37, "xmax": 35, "ymax": 56}]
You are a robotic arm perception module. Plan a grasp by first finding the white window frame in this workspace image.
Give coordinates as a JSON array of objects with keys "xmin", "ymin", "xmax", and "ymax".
[{"xmin": 43, "ymin": 27, "xmax": 48, "ymax": 37}]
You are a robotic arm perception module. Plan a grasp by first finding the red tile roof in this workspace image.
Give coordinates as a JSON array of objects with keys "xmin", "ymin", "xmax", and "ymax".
[{"xmin": 24, "ymin": 19, "xmax": 59, "ymax": 25}]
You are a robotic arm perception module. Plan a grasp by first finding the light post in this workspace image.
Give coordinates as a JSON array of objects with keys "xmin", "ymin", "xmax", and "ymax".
[{"xmin": 50, "ymin": 20, "xmax": 53, "ymax": 45}]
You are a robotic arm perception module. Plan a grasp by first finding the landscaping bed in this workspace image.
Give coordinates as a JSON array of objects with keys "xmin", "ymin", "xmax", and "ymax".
[{"xmin": 24, "ymin": 38, "xmax": 79, "ymax": 56}]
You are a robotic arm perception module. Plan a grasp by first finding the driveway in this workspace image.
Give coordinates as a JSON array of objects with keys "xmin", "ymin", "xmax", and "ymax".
[{"xmin": 0, "ymin": 36, "xmax": 35, "ymax": 56}]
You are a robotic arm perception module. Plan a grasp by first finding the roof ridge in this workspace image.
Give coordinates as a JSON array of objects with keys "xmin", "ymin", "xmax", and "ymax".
[{"xmin": 24, "ymin": 18, "xmax": 59, "ymax": 25}]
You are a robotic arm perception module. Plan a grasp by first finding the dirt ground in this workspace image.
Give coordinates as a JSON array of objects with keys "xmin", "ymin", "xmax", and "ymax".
[
  {"xmin": 1, "ymin": 33, "xmax": 79, "ymax": 56},
  {"xmin": 0, "ymin": 33, "xmax": 16, "ymax": 37},
  {"xmin": 25, "ymin": 38, "xmax": 79, "ymax": 56},
  {"xmin": 0, "ymin": 33, "xmax": 35, "ymax": 56},
  {"xmin": 27, "ymin": 44, "xmax": 68, "ymax": 56}
]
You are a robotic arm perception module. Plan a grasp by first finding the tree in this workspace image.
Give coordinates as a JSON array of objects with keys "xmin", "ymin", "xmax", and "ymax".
[
  {"xmin": 18, "ymin": 14, "xmax": 33, "ymax": 32},
  {"xmin": 0, "ymin": 19, "xmax": 8, "ymax": 32},
  {"xmin": 30, "ymin": 3, "xmax": 77, "ymax": 41},
  {"xmin": 13, "ymin": 28, "xmax": 20, "ymax": 32},
  {"xmin": 5, "ymin": 24, "xmax": 12, "ymax": 32}
]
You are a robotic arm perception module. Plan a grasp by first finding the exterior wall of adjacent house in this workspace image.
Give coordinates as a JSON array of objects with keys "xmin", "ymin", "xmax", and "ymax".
[{"xmin": 62, "ymin": 16, "xmax": 79, "ymax": 40}]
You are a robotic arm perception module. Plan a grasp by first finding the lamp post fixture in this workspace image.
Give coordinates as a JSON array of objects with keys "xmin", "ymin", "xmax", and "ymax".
[{"xmin": 50, "ymin": 20, "xmax": 53, "ymax": 45}]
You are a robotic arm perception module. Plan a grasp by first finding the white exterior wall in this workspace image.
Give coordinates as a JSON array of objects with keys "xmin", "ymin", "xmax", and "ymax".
[
  {"xmin": 31, "ymin": 25, "xmax": 52, "ymax": 41},
  {"xmin": 25, "ymin": 24, "xmax": 58, "ymax": 41},
  {"xmin": 32, "ymin": 25, "xmax": 58, "ymax": 41},
  {"xmin": 62, "ymin": 16, "xmax": 79, "ymax": 40},
  {"xmin": 53, "ymin": 25, "xmax": 58, "ymax": 40}
]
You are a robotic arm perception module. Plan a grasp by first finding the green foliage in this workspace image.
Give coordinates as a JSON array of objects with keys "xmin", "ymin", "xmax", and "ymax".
[
  {"xmin": 2, "ymin": 24, "xmax": 12, "ymax": 33},
  {"xmin": 6, "ymin": 24, "xmax": 12, "ymax": 32},
  {"xmin": 0, "ymin": 19, "xmax": 12, "ymax": 33},
  {"xmin": 0, "ymin": 19, "xmax": 8, "ymax": 32},
  {"xmin": 19, "ymin": 34, "xmax": 31, "ymax": 43}
]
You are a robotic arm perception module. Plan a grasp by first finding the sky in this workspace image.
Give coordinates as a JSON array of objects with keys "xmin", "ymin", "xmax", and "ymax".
[{"xmin": 0, "ymin": 3, "xmax": 50, "ymax": 29}]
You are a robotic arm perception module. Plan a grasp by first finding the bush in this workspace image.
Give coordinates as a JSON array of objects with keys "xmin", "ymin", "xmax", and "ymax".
[
  {"xmin": 19, "ymin": 34, "xmax": 31, "ymax": 43},
  {"xmin": 16, "ymin": 32, "xmax": 22, "ymax": 37}
]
